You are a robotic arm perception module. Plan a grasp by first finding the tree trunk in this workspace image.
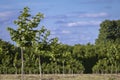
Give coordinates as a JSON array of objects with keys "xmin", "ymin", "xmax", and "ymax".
[
  {"xmin": 15, "ymin": 67, "xmax": 17, "ymax": 74},
  {"xmin": 15, "ymin": 67, "xmax": 18, "ymax": 79},
  {"xmin": 21, "ymin": 47, "xmax": 24, "ymax": 80},
  {"xmin": 39, "ymin": 55, "xmax": 42, "ymax": 80},
  {"xmin": 62, "ymin": 60, "xmax": 65, "ymax": 76}
]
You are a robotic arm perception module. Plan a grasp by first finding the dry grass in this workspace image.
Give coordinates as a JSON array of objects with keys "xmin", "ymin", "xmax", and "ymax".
[{"xmin": 0, "ymin": 74, "xmax": 120, "ymax": 80}]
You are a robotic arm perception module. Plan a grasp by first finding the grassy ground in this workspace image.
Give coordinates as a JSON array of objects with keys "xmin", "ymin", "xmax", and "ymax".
[{"xmin": 0, "ymin": 74, "xmax": 120, "ymax": 80}]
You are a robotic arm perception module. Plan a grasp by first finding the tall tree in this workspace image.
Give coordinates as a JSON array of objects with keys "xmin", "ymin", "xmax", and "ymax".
[
  {"xmin": 7, "ymin": 7, "xmax": 44, "ymax": 80},
  {"xmin": 96, "ymin": 20, "xmax": 120, "ymax": 44}
]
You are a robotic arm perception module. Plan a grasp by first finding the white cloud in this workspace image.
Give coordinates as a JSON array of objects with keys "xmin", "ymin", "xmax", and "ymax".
[
  {"xmin": 79, "ymin": 12, "xmax": 108, "ymax": 18},
  {"xmin": 62, "ymin": 30, "xmax": 71, "ymax": 34},
  {"xmin": 66, "ymin": 21, "xmax": 101, "ymax": 27},
  {"xmin": 0, "ymin": 11, "xmax": 13, "ymax": 18},
  {"xmin": 0, "ymin": 11, "xmax": 14, "ymax": 22},
  {"xmin": 0, "ymin": 11, "xmax": 16, "ymax": 25}
]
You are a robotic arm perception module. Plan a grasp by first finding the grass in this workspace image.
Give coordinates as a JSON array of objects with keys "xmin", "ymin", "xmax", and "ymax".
[{"xmin": 0, "ymin": 74, "xmax": 120, "ymax": 80}]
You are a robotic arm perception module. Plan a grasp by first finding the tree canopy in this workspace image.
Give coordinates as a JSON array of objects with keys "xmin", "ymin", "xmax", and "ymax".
[{"xmin": 96, "ymin": 20, "xmax": 120, "ymax": 44}]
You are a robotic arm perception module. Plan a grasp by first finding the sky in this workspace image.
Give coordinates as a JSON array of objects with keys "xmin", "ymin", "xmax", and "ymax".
[{"xmin": 0, "ymin": 0, "xmax": 120, "ymax": 45}]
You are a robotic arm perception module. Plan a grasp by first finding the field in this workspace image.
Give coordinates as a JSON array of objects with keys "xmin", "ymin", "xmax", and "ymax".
[{"xmin": 0, "ymin": 74, "xmax": 120, "ymax": 80}]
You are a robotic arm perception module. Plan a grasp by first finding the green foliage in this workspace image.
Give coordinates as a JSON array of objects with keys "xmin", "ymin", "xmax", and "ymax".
[
  {"xmin": 96, "ymin": 20, "xmax": 120, "ymax": 44},
  {"xmin": 92, "ymin": 43, "xmax": 120, "ymax": 74},
  {"xmin": 93, "ymin": 20, "xmax": 120, "ymax": 74},
  {"xmin": 7, "ymin": 7, "xmax": 44, "ymax": 47}
]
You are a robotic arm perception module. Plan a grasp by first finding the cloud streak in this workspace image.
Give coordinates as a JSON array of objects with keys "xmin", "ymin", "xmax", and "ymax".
[
  {"xmin": 0, "ymin": 11, "xmax": 15, "ymax": 23},
  {"xmin": 65, "ymin": 21, "xmax": 101, "ymax": 27},
  {"xmin": 79, "ymin": 12, "xmax": 108, "ymax": 18},
  {"xmin": 62, "ymin": 30, "xmax": 71, "ymax": 34},
  {"xmin": 47, "ymin": 12, "xmax": 108, "ymax": 20},
  {"xmin": 0, "ymin": 11, "xmax": 18, "ymax": 25},
  {"xmin": 0, "ymin": 11, "xmax": 13, "ymax": 18}
]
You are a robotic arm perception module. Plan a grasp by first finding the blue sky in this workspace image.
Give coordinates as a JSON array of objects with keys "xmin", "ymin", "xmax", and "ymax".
[{"xmin": 0, "ymin": 0, "xmax": 120, "ymax": 45}]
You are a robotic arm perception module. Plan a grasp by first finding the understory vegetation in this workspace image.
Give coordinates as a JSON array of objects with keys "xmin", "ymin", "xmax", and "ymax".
[{"xmin": 0, "ymin": 39, "xmax": 120, "ymax": 74}]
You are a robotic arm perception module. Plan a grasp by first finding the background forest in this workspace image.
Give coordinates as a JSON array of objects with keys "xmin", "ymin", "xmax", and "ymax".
[{"xmin": 0, "ymin": 7, "xmax": 120, "ymax": 74}]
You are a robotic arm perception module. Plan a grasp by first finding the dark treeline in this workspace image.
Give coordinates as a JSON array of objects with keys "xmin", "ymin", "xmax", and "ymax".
[
  {"xmin": 0, "ymin": 7, "xmax": 120, "ymax": 74},
  {"xmin": 0, "ymin": 38, "xmax": 120, "ymax": 74}
]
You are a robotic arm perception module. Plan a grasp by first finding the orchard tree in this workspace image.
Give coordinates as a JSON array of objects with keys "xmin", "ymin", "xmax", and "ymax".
[
  {"xmin": 34, "ymin": 26, "xmax": 51, "ymax": 79},
  {"xmin": 13, "ymin": 52, "xmax": 18, "ymax": 74},
  {"xmin": 49, "ymin": 38, "xmax": 60, "ymax": 74},
  {"xmin": 7, "ymin": 7, "xmax": 44, "ymax": 80}
]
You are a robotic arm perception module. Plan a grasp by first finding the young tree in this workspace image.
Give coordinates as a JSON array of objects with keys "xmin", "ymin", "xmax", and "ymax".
[
  {"xmin": 34, "ymin": 26, "xmax": 51, "ymax": 79},
  {"xmin": 49, "ymin": 38, "xmax": 60, "ymax": 74},
  {"xmin": 7, "ymin": 7, "xmax": 44, "ymax": 80},
  {"xmin": 13, "ymin": 52, "xmax": 18, "ymax": 74}
]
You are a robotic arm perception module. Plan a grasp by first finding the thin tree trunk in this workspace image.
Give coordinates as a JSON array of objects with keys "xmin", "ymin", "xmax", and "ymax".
[
  {"xmin": 15, "ymin": 67, "xmax": 17, "ymax": 74},
  {"xmin": 21, "ymin": 47, "xmax": 24, "ymax": 80},
  {"xmin": 63, "ymin": 60, "xmax": 65, "ymax": 76},
  {"xmin": 56, "ymin": 62, "xmax": 59, "ymax": 75},
  {"xmin": 15, "ymin": 67, "xmax": 18, "ymax": 79},
  {"xmin": 39, "ymin": 55, "xmax": 42, "ymax": 80},
  {"xmin": 6, "ymin": 67, "xmax": 7, "ymax": 74}
]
